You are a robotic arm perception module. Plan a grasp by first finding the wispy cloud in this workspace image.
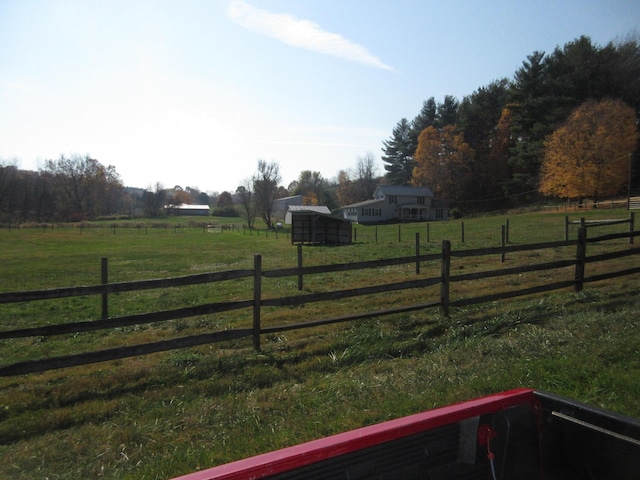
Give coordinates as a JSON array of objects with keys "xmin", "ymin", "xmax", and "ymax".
[{"xmin": 227, "ymin": 0, "xmax": 393, "ymax": 71}]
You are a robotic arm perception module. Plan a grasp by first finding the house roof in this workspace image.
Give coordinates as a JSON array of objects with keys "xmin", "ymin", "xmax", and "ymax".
[
  {"xmin": 375, "ymin": 185, "xmax": 434, "ymax": 197},
  {"xmin": 340, "ymin": 198, "xmax": 385, "ymax": 209}
]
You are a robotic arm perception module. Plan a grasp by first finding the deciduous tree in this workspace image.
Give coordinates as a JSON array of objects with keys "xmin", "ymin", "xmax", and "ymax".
[
  {"xmin": 216, "ymin": 191, "xmax": 233, "ymax": 207},
  {"xmin": 540, "ymin": 99, "xmax": 638, "ymax": 202},
  {"xmin": 236, "ymin": 181, "xmax": 256, "ymax": 228},
  {"xmin": 143, "ymin": 182, "xmax": 167, "ymax": 218},
  {"xmin": 354, "ymin": 152, "xmax": 378, "ymax": 201},
  {"xmin": 252, "ymin": 160, "xmax": 281, "ymax": 228},
  {"xmin": 292, "ymin": 171, "xmax": 327, "ymax": 201},
  {"xmin": 335, "ymin": 169, "xmax": 355, "ymax": 206},
  {"xmin": 44, "ymin": 154, "xmax": 123, "ymax": 220},
  {"xmin": 412, "ymin": 125, "xmax": 474, "ymax": 203}
]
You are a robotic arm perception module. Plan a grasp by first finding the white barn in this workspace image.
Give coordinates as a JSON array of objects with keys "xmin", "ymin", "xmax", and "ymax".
[
  {"xmin": 341, "ymin": 185, "xmax": 448, "ymax": 224},
  {"xmin": 170, "ymin": 204, "xmax": 211, "ymax": 216}
]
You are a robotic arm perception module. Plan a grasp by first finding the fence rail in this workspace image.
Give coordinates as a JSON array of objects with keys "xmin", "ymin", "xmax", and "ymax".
[
  {"xmin": 564, "ymin": 212, "xmax": 635, "ymax": 242},
  {"xmin": 1, "ymin": 227, "xmax": 639, "ymax": 377}
]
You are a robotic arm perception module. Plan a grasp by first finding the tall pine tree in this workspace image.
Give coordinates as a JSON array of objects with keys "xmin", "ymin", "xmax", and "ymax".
[{"xmin": 381, "ymin": 118, "xmax": 415, "ymax": 185}]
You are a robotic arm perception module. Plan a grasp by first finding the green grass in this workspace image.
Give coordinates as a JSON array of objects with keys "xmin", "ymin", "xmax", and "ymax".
[{"xmin": 0, "ymin": 209, "xmax": 639, "ymax": 479}]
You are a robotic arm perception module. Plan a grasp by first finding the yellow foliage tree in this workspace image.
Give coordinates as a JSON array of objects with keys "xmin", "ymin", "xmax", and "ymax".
[
  {"xmin": 412, "ymin": 125, "xmax": 474, "ymax": 202},
  {"xmin": 303, "ymin": 192, "xmax": 319, "ymax": 206},
  {"xmin": 540, "ymin": 99, "xmax": 638, "ymax": 202}
]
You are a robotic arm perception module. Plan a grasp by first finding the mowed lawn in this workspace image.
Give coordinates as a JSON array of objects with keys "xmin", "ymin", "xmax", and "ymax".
[{"xmin": 1, "ymin": 209, "xmax": 639, "ymax": 479}]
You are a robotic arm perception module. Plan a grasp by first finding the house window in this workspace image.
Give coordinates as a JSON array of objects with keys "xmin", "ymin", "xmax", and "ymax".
[
  {"xmin": 417, "ymin": 196, "xmax": 425, "ymax": 205},
  {"xmin": 388, "ymin": 195, "xmax": 397, "ymax": 204},
  {"xmin": 436, "ymin": 209, "xmax": 443, "ymax": 219}
]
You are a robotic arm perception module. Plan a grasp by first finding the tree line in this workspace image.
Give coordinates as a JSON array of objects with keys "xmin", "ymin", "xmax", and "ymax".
[
  {"xmin": 0, "ymin": 152, "xmax": 378, "ymax": 224},
  {"xmin": 382, "ymin": 35, "xmax": 640, "ymax": 211},
  {"xmin": 0, "ymin": 154, "xmax": 220, "ymax": 223}
]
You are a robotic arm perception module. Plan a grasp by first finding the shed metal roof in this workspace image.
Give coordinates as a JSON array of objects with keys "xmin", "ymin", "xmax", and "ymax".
[{"xmin": 287, "ymin": 205, "xmax": 331, "ymax": 214}]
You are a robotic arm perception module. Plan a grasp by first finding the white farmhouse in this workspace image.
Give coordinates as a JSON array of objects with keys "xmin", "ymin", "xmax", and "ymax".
[{"xmin": 340, "ymin": 185, "xmax": 448, "ymax": 224}]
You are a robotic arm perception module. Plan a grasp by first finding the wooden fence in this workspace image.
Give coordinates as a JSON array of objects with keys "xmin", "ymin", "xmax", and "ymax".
[
  {"xmin": 564, "ymin": 212, "xmax": 635, "ymax": 242},
  {"xmin": 1, "ymin": 227, "xmax": 639, "ymax": 377}
]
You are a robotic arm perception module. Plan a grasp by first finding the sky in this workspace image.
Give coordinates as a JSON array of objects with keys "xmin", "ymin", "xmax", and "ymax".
[{"xmin": 1, "ymin": 1, "xmax": 639, "ymax": 194}]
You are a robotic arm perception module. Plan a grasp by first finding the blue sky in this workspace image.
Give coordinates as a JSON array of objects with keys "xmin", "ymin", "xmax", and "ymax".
[{"xmin": 1, "ymin": 0, "xmax": 638, "ymax": 193}]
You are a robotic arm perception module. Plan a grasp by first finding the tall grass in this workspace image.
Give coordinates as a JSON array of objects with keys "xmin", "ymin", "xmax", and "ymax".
[{"xmin": 0, "ymin": 209, "xmax": 638, "ymax": 479}]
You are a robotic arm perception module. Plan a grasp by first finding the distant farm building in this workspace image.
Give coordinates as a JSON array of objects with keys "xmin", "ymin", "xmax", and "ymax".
[
  {"xmin": 291, "ymin": 211, "xmax": 352, "ymax": 245},
  {"xmin": 340, "ymin": 185, "xmax": 448, "ymax": 224},
  {"xmin": 169, "ymin": 204, "xmax": 210, "ymax": 216},
  {"xmin": 271, "ymin": 195, "xmax": 303, "ymax": 220}
]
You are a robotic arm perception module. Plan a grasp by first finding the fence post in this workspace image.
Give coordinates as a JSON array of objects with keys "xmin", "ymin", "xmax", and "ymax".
[
  {"xmin": 375, "ymin": 226, "xmax": 378, "ymax": 243},
  {"xmin": 564, "ymin": 216, "xmax": 569, "ymax": 241},
  {"xmin": 461, "ymin": 221, "xmax": 465, "ymax": 243},
  {"xmin": 440, "ymin": 240, "xmax": 451, "ymax": 317},
  {"xmin": 630, "ymin": 212, "xmax": 635, "ymax": 245},
  {"xmin": 415, "ymin": 232, "xmax": 420, "ymax": 275},
  {"xmin": 253, "ymin": 254, "xmax": 262, "ymax": 351},
  {"xmin": 426, "ymin": 223, "xmax": 430, "ymax": 243},
  {"xmin": 101, "ymin": 257, "xmax": 109, "ymax": 319},
  {"xmin": 297, "ymin": 244, "xmax": 303, "ymax": 291},
  {"xmin": 574, "ymin": 227, "xmax": 587, "ymax": 292},
  {"xmin": 398, "ymin": 224, "xmax": 401, "ymax": 243},
  {"xmin": 505, "ymin": 219, "xmax": 510, "ymax": 244},
  {"xmin": 354, "ymin": 227, "xmax": 357, "ymax": 242},
  {"xmin": 501, "ymin": 225, "xmax": 506, "ymax": 263}
]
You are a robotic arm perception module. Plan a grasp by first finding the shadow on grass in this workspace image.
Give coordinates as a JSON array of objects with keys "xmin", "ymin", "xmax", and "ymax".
[{"xmin": 2, "ymin": 284, "xmax": 638, "ymax": 445}]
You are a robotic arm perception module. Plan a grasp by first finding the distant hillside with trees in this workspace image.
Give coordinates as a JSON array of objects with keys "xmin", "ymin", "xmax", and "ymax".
[{"xmin": 2, "ymin": 35, "xmax": 639, "ymax": 222}]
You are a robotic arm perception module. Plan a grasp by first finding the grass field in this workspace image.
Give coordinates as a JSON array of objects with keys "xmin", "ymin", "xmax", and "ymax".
[{"xmin": 1, "ymin": 208, "xmax": 639, "ymax": 479}]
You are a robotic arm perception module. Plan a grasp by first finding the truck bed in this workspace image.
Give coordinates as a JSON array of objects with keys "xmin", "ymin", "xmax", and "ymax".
[{"xmin": 171, "ymin": 389, "xmax": 640, "ymax": 480}]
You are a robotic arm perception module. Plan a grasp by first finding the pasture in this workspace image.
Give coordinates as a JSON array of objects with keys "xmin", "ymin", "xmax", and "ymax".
[{"xmin": 1, "ymin": 209, "xmax": 639, "ymax": 479}]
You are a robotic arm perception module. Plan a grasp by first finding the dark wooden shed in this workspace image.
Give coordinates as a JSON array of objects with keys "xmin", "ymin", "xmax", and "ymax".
[{"xmin": 291, "ymin": 211, "xmax": 352, "ymax": 245}]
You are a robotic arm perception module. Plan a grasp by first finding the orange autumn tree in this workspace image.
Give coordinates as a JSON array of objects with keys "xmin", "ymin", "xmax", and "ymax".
[
  {"xmin": 540, "ymin": 98, "xmax": 638, "ymax": 203},
  {"xmin": 412, "ymin": 125, "xmax": 474, "ymax": 202}
]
